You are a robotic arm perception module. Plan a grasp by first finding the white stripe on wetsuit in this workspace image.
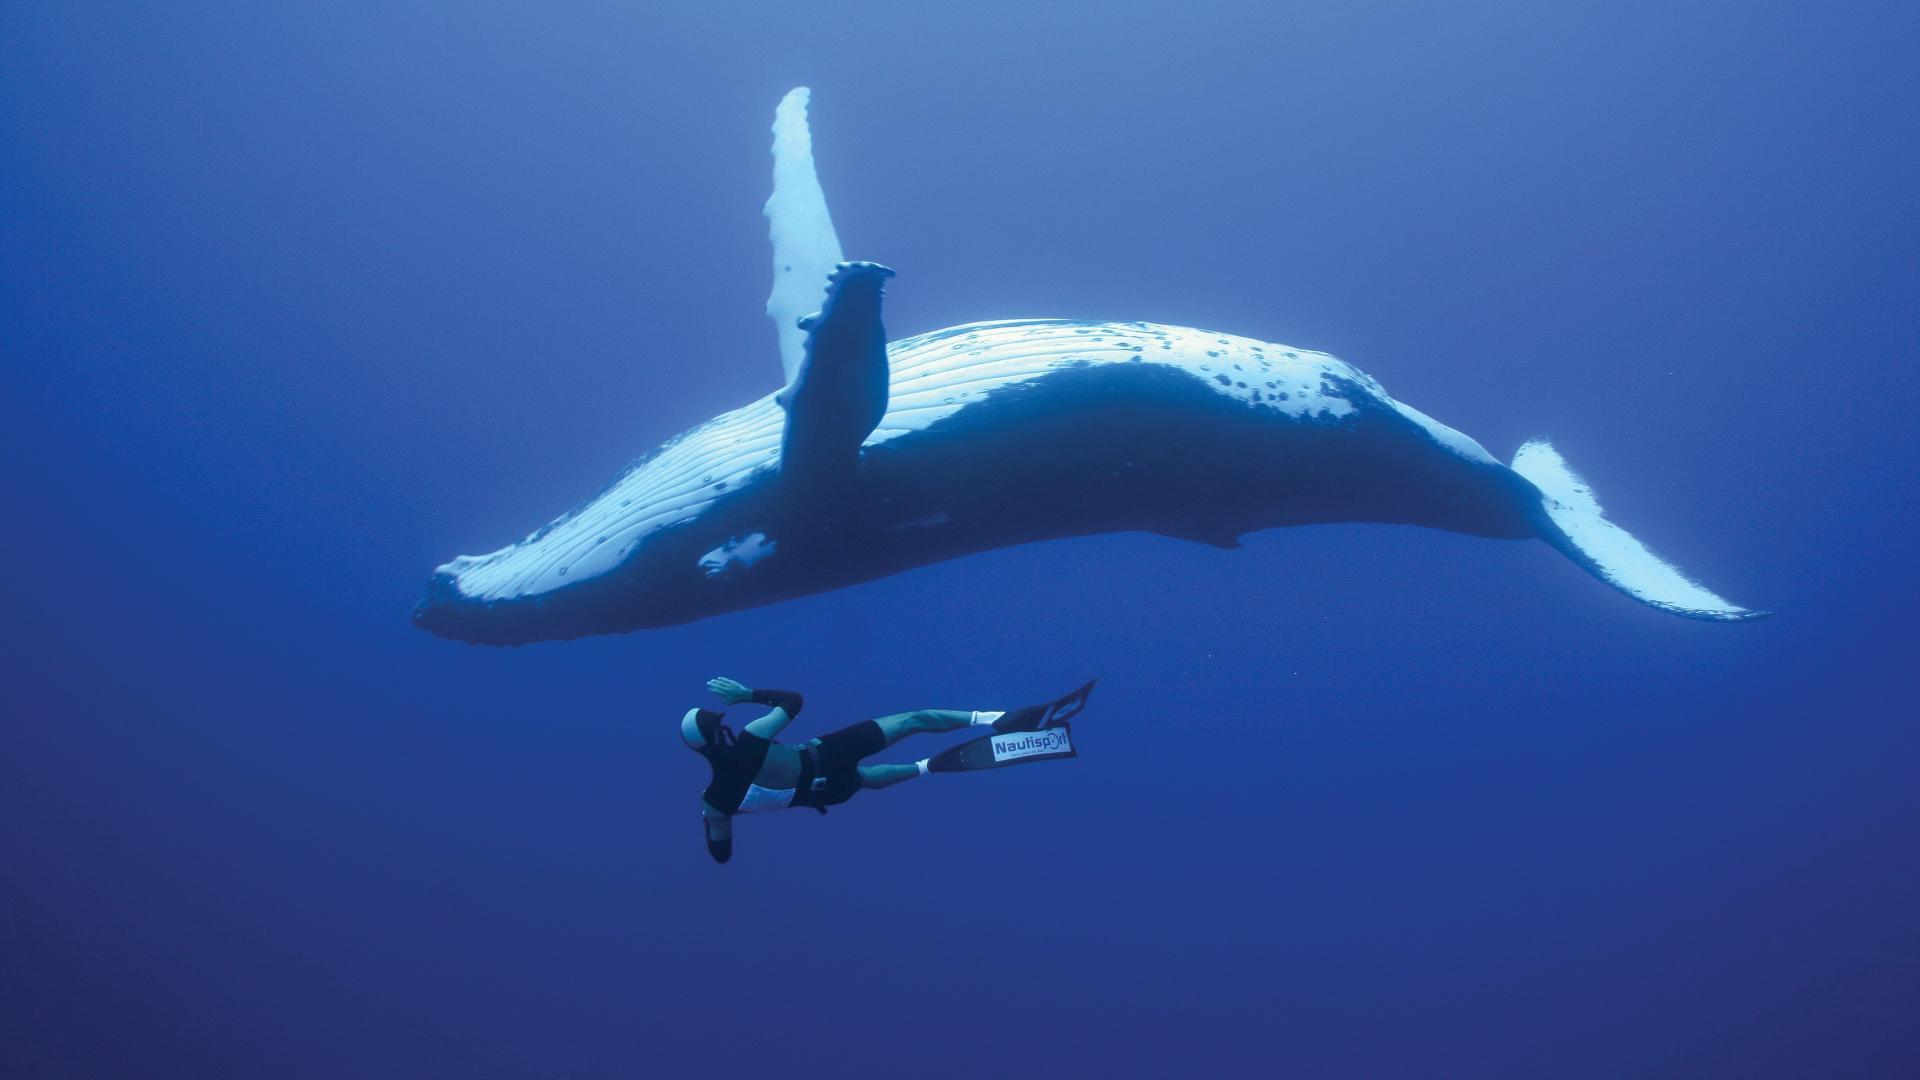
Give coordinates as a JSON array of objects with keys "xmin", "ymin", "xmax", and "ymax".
[{"xmin": 736, "ymin": 783, "xmax": 795, "ymax": 813}]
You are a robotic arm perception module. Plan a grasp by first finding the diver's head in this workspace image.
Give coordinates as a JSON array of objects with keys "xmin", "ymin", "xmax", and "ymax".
[{"xmin": 680, "ymin": 707, "xmax": 731, "ymax": 755}]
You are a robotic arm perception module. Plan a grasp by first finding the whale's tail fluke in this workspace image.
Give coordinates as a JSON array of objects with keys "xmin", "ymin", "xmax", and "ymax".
[{"xmin": 1513, "ymin": 438, "xmax": 1766, "ymax": 621}]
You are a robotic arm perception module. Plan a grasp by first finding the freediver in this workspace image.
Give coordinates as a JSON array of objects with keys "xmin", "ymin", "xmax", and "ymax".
[{"xmin": 684, "ymin": 676, "xmax": 1092, "ymax": 863}]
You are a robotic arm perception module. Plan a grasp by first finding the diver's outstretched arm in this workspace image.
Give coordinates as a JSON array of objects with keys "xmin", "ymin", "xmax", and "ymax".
[
  {"xmin": 742, "ymin": 687, "xmax": 802, "ymax": 738},
  {"xmin": 708, "ymin": 677, "xmax": 804, "ymax": 739}
]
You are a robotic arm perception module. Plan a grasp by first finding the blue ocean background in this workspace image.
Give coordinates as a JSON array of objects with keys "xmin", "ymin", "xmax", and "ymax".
[{"xmin": 5, "ymin": 3, "xmax": 1917, "ymax": 1076}]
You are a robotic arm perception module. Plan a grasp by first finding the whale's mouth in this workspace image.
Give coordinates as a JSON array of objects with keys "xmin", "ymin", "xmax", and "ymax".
[
  {"xmin": 411, "ymin": 551, "xmax": 620, "ymax": 645},
  {"xmin": 411, "ymin": 566, "xmax": 548, "ymax": 644},
  {"xmin": 413, "ymin": 391, "xmax": 789, "ymax": 643},
  {"xmin": 410, "ymin": 570, "xmax": 467, "ymax": 638}
]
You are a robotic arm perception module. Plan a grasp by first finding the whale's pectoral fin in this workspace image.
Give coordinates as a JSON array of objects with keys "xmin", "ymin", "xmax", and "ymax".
[
  {"xmin": 764, "ymin": 87, "xmax": 845, "ymax": 388},
  {"xmin": 778, "ymin": 261, "xmax": 895, "ymax": 479},
  {"xmin": 1514, "ymin": 439, "xmax": 1766, "ymax": 621}
]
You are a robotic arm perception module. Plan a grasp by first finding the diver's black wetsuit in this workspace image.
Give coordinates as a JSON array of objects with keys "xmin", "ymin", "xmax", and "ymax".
[
  {"xmin": 698, "ymin": 689, "xmax": 889, "ymax": 861},
  {"xmin": 699, "ymin": 729, "xmax": 775, "ymax": 815},
  {"xmin": 700, "ymin": 722, "xmax": 888, "ymax": 813}
]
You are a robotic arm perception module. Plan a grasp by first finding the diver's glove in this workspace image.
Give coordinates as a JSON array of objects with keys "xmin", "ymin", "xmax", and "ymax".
[{"xmin": 748, "ymin": 688, "xmax": 803, "ymax": 717}]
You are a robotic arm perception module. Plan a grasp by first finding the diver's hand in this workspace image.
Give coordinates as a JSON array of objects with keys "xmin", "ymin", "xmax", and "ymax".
[{"xmin": 707, "ymin": 677, "xmax": 753, "ymax": 705}]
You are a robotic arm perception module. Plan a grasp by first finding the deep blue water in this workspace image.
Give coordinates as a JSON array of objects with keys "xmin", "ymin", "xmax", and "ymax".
[{"xmin": 5, "ymin": 3, "xmax": 1917, "ymax": 1076}]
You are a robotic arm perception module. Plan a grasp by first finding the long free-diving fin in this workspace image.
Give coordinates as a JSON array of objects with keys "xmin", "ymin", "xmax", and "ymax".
[
  {"xmin": 989, "ymin": 680, "xmax": 1097, "ymax": 732},
  {"xmin": 927, "ymin": 726, "xmax": 1079, "ymax": 773},
  {"xmin": 765, "ymin": 87, "xmax": 845, "ymax": 388},
  {"xmin": 927, "ymin": 680, "xmax": 1096, "ymax": 773}
]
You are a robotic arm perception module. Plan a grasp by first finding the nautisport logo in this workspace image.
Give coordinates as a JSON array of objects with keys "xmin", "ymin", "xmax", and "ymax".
[{"xmin": 989, "ymin": 728, "xmax": 1072, "ymax": 763}]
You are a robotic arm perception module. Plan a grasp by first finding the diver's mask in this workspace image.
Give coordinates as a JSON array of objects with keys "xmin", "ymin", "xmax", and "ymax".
[{"xmin": 690, "ymin": 707, "xmax": 736, "ymax": 755}]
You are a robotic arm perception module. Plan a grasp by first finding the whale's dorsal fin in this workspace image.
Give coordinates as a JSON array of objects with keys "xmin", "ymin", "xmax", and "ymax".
[
  {"xmin": 779, "ymin": 261, "xmax": 895, "ymax": 479},
  {"xmin": 764, "ymin": 87, "xmax": 845, "ymax": 388}
]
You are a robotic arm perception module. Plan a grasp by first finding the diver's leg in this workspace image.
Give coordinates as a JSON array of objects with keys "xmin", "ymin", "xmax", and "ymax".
[
  {"xmin": 870, "ymin": 709, "xmax": 974, "ymax": 746},
  {"xmin": 858, "ymin": 763, "xmax": 922, "ymax": 790}
]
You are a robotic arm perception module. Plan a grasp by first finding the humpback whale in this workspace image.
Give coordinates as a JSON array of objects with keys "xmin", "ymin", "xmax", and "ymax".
[{"xmin": 414, "ymin": 88, "xmax": 1762, "ymax": 645}]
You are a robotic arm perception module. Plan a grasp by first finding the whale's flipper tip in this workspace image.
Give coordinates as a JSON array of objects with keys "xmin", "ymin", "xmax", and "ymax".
[
  {"xmin": 766, "ymin": 87, "xmax": 845, "ymax": 388},
  {"xmin": 1514, "ymin": 438, "xmax": 1767, "ymax": 622}
]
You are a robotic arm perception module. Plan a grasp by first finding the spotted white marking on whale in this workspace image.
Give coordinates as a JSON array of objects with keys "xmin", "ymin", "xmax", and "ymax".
[{"xmin": 699, "ymin": 533, "xmax": 777, "ymax": 578}]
